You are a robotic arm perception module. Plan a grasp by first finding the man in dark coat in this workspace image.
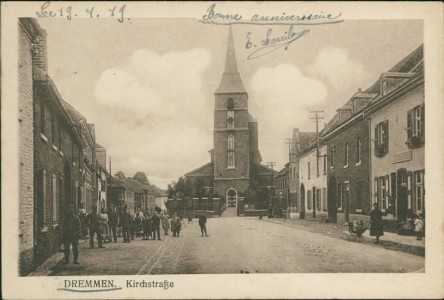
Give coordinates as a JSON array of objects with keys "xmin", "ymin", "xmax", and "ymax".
[
  {"xmin": 86, "ymin": 205, "xmax": 104, "ymax": 248},
  {"xmin": 108, "ymin": 206, "xmax": 118, "ymax": 243},
  {"xmin": 120, "ymin": 206, "xmax": 132, "ymax": 243},
  {"xmin": 370, "ymin": 203, "xmax": 384, "ymax": 244},
  {"xmin": 151, "ymin": 212, "xmax": 161, "ymax": 240},
  {"xmin": 199, "ymin": 214, "xmax": 208, "ymax": 237},
  {"xmin": 171, "ymin": 214, "xmax": 182, "ymax": 237},
  {"xmin": 62, "ymin": 204, "xmax": 81, "ymax": 264}
]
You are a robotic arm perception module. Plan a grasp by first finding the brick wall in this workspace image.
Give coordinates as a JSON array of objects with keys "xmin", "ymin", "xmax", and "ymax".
[
  {"xmin": 327, "ymin": 118, "xmax": 371, "ymax": 223},
  {"xmin": 18, "ymin": 20, "xmax": 35, "ymax": 276}
]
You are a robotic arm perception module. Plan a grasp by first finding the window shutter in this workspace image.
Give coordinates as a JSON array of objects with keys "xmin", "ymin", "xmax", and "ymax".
[
  {"xmin": 407, "ymin": 171, "xmax": 412, "ymax": 210},
  {"xmin": 407, "ymin": 109, "xmax": 413, "ymax": 140},
  {"xmin": 384, "ymin": 120, "xmax": 389, "ymax": 153},
  {"xmin": 374, "ymin": 177, "xmax": 379, "ymax": 205},
  {"xmin": 385, "ymin": 175, "xmax": 389, "ymax": 209},
  {"xmin": 374, "ymin": 125, "xmax": 379, "ymax": 155},
  {"xmin": 420, "ymin": 104, "xmax": 425, "ymax": 142}
]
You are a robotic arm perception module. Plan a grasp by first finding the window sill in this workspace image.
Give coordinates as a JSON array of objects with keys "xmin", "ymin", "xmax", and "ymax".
[
  {"xmin": 355, "ymin": 209, "xmax": 363, "ymax": 213},
  {"xmin": 40, "ymin": 226, "xmax": 49, "ymax": 233},
  {"xmin": 355, "ymin": 161, "xmax": 362, "ymax": 166},
  {"xmin": 52, "ymin": 144, "xmax": 58, "ymax": 151},
  {"xmin": 338, "ymin": 208, "xmax": 343, "ymax": 212},
  {"xmin": 227, "ymin": 167, "xmax": 235, "ymax": 170},
  {"xmin": 59, "ymin": 151, "xmax": 64, "ymax": 157},
  {"xmin": 330, "ymin": 166, "xmax": 334, "ymax": 170},
  {"xmin": 40, "ymin": 133, "xmax": 48, "ymax": 142},
  {"xmin": 72, "ymin": 162, "xmax": 76, "ymax": 167},
  {"xmin": 343, "ymin": 165, "xmax": 349, "ymax": 169}
]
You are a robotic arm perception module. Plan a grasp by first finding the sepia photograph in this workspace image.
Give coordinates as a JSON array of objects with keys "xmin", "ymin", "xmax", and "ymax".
[{"xmin": 2, "ymin": 1, "xmax": 444, "ymax": 299}]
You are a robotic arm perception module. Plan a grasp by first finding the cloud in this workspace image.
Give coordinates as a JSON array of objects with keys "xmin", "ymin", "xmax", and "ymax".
[
  {"xmin": 92, "ymin": 48, "xmax": 213, "ymax": 188},
  {"xmin": 249, "ymin": 64, "xmax": 327, "ymax": 168},
  {"xmin": 309, "ymin": 46, "xmax": 371, "ymax": 93}
]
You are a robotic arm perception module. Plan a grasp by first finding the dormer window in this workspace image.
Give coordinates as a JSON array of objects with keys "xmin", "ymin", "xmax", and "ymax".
[{"xmin": 381, "ymin": 79, "xmax": 387, "ymax": 96}]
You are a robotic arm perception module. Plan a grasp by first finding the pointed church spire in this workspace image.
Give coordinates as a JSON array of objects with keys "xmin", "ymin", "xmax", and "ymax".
[{"xmin": 215, "ymin": 26, "xmax": 247, "ymax": 94}]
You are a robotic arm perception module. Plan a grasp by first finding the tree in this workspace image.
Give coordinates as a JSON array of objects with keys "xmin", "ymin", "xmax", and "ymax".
[
  {"xmin": 133, "ymin": 171, "xmax": 150, "ymax": 185},
  {"xmin": 115, "ymin": 171, "xmax": 126, "ymax": 179}
]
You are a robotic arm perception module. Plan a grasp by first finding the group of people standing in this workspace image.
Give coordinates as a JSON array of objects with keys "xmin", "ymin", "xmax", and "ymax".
[{"xmin": 61, "ymin": 204, "xmax": 210, "ymax": 265}]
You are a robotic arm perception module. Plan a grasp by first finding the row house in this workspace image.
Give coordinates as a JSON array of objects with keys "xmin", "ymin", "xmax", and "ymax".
[
  {"xmin": 291, "ymin": 44, "xmax": 424, "ymax": 226},
  {"xmin": 322, "ymin": 90, "xmax": 374, "ymax": 224},
  {"xmin": 18, "ymin": 18, "xmax": 106, "ymax": 275},
  {"xmin": 62, "ymin": 101, "xmax": 97, "ymax": 213},
  {"xmin": 367, "ymin": 55, "xmax": 425, "ymax": 221},
  {"xmin": 147, "ymin": 185, "xmax": 168, "ymax": 211},
  {"xmin": 275, "ymin": 164, "xmax": 289, "ymax": 210},
  {"xmin": 297, "ymin": 144, "xmax": 328, "ymax": 221},
  {"xmin": 19, "ymin": 16, "xmax": 87, "ymax": 274},
  {"xmin": 288, "ymin": 130, "xmax": 316, "ymax": 212}
]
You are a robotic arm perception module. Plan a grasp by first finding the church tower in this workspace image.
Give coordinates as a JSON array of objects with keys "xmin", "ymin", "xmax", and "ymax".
[{"xmin": 213, "ymin": 27, "xmax": 250, "ymax": 205}]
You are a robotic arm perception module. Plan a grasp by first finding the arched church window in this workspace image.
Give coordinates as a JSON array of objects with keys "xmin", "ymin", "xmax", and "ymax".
[
  {"xmin": 228, "ymin": 134, "xmax": 235, "ymax": 169},
  {"xmin": 227, "ymin": 98, "xmax": 234, "ymax": 110}
]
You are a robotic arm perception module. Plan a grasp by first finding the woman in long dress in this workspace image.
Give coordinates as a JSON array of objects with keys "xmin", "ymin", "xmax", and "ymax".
[
  {"xmin": 161, "ymin": 212, "xmax": 170, "ymax": 235},
  {"xmin": 99, "ymin": 208, "xmax": 110, "ymax": 243},
  {"xmin": 370, "ymin": 203, "xmax": 384, "ymax": 244}
]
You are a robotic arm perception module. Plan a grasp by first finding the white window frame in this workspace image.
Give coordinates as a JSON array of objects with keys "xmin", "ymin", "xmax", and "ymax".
[
  {"xmin": 52, "ymin": 174, "xmax": 57, "ymax": 224},
  {"xmin": 415, "ymin": 171, "xmax": 424, "ymax": 212},
  {"xmin": 344, "ymin": 143, "xmax": 349, "ymax": 168},
  {"xmin": 356, "ymin": 138, "xmax": 362, "ymax": 165}
]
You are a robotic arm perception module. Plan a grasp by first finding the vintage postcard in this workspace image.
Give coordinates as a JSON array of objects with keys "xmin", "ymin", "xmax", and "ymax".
[{"xmin": 2, "ymin": 1, "xmax": 443, "ymax": 299}]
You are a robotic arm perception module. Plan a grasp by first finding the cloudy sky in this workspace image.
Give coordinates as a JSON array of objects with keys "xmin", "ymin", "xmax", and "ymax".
[{"xmin": 38, "ymin": 18, "xmax": 423, "ymax": 189}]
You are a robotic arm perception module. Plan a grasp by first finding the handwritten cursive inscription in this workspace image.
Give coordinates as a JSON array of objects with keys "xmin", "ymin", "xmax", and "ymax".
[
  {"xmin": 201, "ymin": 4, "xmax": 343, "ymax": 26},
  {"xmin": 246, "ymin": 26, "xmax": 310, "ymax": 60},
  {"xmin": 36, "ymin": 1, "xmax": 127, "ymax": 23}
]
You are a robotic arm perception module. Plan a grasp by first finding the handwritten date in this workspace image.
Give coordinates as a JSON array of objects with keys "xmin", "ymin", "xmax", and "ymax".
[{"xmin": 36, "ymin": 1, "xmax": 127, "ymax": 23}]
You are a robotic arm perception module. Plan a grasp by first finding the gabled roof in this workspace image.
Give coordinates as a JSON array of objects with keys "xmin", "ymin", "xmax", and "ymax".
[
  {"xmin": 146, "ymin": 185, "xmax": 168, "ymax": 197},
  {"xmin": 185, "ymin": 162, "xmax": 214, "ymax": 177},
  {"xmin": 250, "ymin": 161, "xmax": 278, "ymax": 176},
  {"xmin": 119, "ymin": 178, "xmax": 144, "ymax": 193}
]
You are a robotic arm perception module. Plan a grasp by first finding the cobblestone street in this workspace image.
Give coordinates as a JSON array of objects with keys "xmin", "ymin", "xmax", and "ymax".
[{"xmin": 50, "ymin": 216, "xmax": 424, "ymax": 275}]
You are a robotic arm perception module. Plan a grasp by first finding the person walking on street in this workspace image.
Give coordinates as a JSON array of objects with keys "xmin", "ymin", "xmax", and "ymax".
[
  {"xmin": 86, "ymin": 205, "xmax": 104, "ymax": 249},
  {"xmin": 414, "ymin": 214, "xmax": 424, "ymax": 240},
  {"xmin": 151, "ymin": 212, "xmax": 161, "ymax": 240},
  {"xmin": 108, "ymin": 206, "xmax": 118, "ymax": 243},
  {"xmin": 370, "ymin": 203, "xmax": 384, "ymax": 244},
  {"xmin": 120, "ymin": 206, "xmax": 132, "ymax": 243},
  {"xmin": 161, "ymin": 211, "xmax": 170, "ymax": 235},
  {"xmin": 61, "ymin": 204, "xmax": 81, "ymax": 264},
  {"xmin": 78, "ymin": 203, "xmax": 87, "ymax": 238},
  {"xmin": 171, "ymin": 214, "xmax": 182, "ymax": 237},
  {"xmin": 199, "ymin": 214, "xmax": 209, "ymax": 237}
]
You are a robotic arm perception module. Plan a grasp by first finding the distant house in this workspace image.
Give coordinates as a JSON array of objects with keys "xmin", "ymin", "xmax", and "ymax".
[{"xmin": 147, "ymin": 185, "xmax": 168, "ymax": 211}]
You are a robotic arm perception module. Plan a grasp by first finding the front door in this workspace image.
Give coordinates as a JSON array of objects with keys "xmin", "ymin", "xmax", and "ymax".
[
  {"xmin": 328, "ymin": 177, "xmax": 337, "ymax": 223},
  {"xmin": 300, "ymin": 184, "xmax": 305, "ymax": 219},
  {"xmin": 312, "ymin": 187, "xmax": 316, "ymax": 218},
  {"xmin": 227, "ymin": 190, "xmax": 237, "ymax": 207},
  {"xmin": 397, "ymin": 169, "xmax": 408, "ymax": 221}
]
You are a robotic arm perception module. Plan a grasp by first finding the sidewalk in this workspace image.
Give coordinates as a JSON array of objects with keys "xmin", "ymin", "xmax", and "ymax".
[
  {"xmin": 28, "ymin": 239, "xmax": 87, "ymax": 276},
  {"xmin": 264, "ymin": 217, "xmax": 425, "ymax": 257}
]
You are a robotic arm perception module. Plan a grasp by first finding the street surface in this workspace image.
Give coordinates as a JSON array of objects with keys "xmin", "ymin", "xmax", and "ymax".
[{"xmin": 51, "ymin": 216, "xmax": 424, "ymax": 275}]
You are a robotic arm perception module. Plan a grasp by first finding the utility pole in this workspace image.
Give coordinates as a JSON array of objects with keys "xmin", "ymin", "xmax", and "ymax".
[
  {"xmin": 309, "ymin": 110, "xmax": 324, "ymax": 157},
  {"xmin": 285, "ymin": 138, "xmax": 293, "ymax": 163}
]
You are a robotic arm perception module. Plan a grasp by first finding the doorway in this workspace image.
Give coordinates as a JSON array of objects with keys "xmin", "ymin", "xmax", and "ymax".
[
  {"xmin": 312, "ymin": 187, "xmax": 316, "ymax": 219},
  {"xmin": 226, "ymin": 189, "xmax": 237, "ymax": 208},
  {"xmin": 300, "ymin": 184, "xmax": 305, "ymax": 219},
  {"xmin": 328, "ymin": 177, "xmax": 337, "ymax": 223}
]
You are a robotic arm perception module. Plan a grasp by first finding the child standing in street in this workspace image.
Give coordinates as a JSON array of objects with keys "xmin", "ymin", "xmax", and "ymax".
[{"xmin": 414, "ymin": 215, "xmax": 424, "ymax": 240}]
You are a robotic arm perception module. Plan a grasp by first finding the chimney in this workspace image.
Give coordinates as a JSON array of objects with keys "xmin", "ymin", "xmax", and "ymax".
[{"xmin": 31, "ymin": 25, "xmax": 48, "ymax": 80}]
